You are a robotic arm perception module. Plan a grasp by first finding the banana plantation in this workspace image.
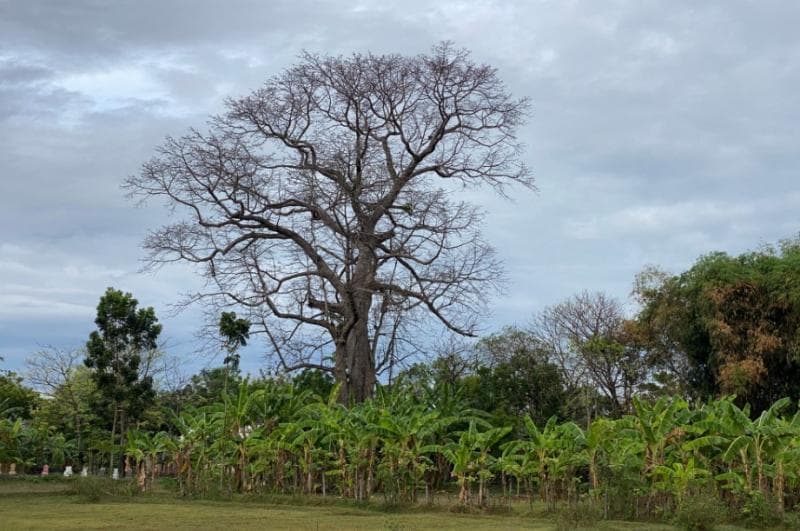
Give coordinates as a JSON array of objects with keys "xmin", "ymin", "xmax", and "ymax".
[{"xmin": 6, "ymin": 378, "xmax": 800, "ymax": 524}]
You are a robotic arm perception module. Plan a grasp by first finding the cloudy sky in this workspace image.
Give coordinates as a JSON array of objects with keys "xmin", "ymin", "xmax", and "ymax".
[{"xmin": 2, "ymin": 0, "xmax": 798, "ymax": 377}]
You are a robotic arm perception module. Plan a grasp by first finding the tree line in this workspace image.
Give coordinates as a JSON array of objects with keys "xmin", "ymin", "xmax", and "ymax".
[{"xmin": 2, "ymin": 239, "xmax": 800, "ymax": 525}]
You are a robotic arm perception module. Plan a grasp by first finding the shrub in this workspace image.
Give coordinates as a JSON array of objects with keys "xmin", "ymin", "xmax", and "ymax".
[
  {"xmin": 554, "ymin": 502, "xmax": 602, "ymax": 531},
  {"xmin": 70, "ymin": 477, "xmax": 141, "ymax": 503},
  {"xmin": 741, "ymin": 491, "xmax": 781, "ymax": 528},
  {"xmin": 673, "ymin": 495, "xmax": 728, "ymax": 531},
  {"xmin": 71, "ymin": 477, "xmax": 105, "ymax": 503}
]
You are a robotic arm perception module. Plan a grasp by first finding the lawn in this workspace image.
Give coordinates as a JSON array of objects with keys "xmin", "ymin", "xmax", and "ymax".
[{"xmin": 0, "ymin": 477, "xmax": 708, "ymax": 530}]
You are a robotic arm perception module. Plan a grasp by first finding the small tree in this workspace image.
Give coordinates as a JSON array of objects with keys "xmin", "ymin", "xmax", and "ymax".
[
  {"xmin": 26, "ymin": 347, "xmax": 93, "ymax": 466},
  {"xmin": 219, "ymin": 311, "xmax": 250, "ymax": 372},
  {"xmin": 84, "ymin": 287, "xmax": 161, "ymax": 473}
]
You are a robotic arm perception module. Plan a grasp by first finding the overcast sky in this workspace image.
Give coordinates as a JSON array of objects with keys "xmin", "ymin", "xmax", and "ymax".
[{"xmin": 2, "ymin": 0, "xmax": 798, "ymax": 377}]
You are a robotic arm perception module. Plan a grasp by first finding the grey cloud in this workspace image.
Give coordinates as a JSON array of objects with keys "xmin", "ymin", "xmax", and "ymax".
[
  {"xmin": 1, "ymin": 0, "xmax": 798, "ymax": 374},
  {"xmin": 0, "ymin": 60, "xmax": 54, "ymax": 86}
]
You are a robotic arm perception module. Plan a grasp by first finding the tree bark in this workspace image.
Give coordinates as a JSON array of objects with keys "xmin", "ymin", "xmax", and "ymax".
[{"xmin": 335, "ymin": 246, "xmax": 377, "ymax": 404}]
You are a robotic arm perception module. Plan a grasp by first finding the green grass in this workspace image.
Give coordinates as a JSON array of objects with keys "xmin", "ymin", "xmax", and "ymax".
[{"xmin": 0, "ymin": 477, "xmax": 719, "ymax": 530}]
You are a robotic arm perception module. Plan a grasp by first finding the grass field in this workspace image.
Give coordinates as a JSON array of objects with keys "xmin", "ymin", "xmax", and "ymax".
[{"xmin": 0, "ymin": 477, "xmax": 746, "ymax": 530}]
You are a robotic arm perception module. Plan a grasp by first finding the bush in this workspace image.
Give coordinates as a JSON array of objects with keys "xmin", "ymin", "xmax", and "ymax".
[
  {"xmin": 554, "ymin": 502, "xmax": 602, "ymax": 530},
  {"xmin": 674, "ymin": 495, "xmax": 728, "ymax": 531},
  {"xmin": 741, "ymin": 491, "xmax": 781, "ymax": 528},
  {"xmin": 71, "ymin": 477, "xmax": 105, "ymax": 503},
  {"xmin": 70, "ymin": 476, "xmax": 141, "ymax": 503}
]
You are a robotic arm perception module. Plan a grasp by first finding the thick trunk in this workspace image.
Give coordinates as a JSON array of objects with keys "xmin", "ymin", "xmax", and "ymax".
[
  {"xmin": 335, "ymin": 341, "xmax": 374, "ymax": 405},
  {"xmin": 346, "ymin": 312, "xmax": 376, "ymax": 403},
  {"xmin": 335, "ymin": 281, "xmax": 376, "ymax": 403}
]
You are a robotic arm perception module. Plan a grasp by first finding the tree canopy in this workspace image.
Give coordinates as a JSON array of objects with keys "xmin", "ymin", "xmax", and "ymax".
[
  {"xmin": 84, "ymin": 287, "xmax": 162, "ymax": 471},
  {"xmin": 125, "ymin": 43, "xmax": 531, "ymax": 403},
  {"xmin": 0, "ymin": 372, "xmax": 39, "ymax": 420},
  {"xmin": 636, "ymin": 239, "xmax": 800, "ymax": 413}
]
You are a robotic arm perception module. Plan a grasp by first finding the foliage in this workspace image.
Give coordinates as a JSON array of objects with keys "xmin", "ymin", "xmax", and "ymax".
[
  {"xmin": 99, "ymin": 377, "xmax": 800, "ymax": 527},
  {"xmin": 83, "ymin": 287, "xmax": 162, "ymax": 472},
  {"xmin": 219, "ymin": 311, "xmax": 250, "ymax": 372},
  {"xmin": 636, "ymin": 239, "xmax": 800, "ymax": 413},
  {"xmin": 7, "ymin": 357, "xmax": 800, "ymax": 527},
  {"xmin": 293, "ymin": 369, "xmax": 335, "ymax": 398},
  {"xmin": 406, "ymin": 327, "xmax": 568, "ymax": 426},
  {"xmin": 0, "ymin": 372, "xmax": 39, "ymax": 420},
  {"xmin": 531, "ymin": 291, "xmax": 647, "ymax": 417},
  {"xmin": 84, "ymin": 287, "xmax": 161, "ymax": 425}
]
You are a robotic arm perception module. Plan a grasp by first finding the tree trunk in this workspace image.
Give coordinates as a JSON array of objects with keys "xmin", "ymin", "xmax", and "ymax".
[
  {"xmin": 775, "ymin": 460, "xmax": 785, "ymax": 512},
  {"xmin": 119, "ymin": 410, "xmax": 128, "ymax": 477},
  {"xmin": 109, "ymin": 402, "xmax": 118, "ymax": 474},
  {"xmin": 349, "ymin": 326, "xmax": 376, "ymax": 403},
  {"xmin": 335, "ymin": 284, "xmax": 376, "ymax": 404},
  {"xmin": 458, "ymin": 475, "xmax": 469, "ymax": 505},
  {"xmin": 305, "ymin": 447, "xmax": 313, "ymax": 494},
  {"xmin": 75, "ymin": 413, "xmax": 83, "ymax": 468}
]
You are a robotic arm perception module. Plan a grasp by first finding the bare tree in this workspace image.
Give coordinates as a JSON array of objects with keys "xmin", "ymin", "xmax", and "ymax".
[
  {"xmin": 25, "ymin": 346, "xmax": 82, "ymax": 396},
  {"xmin": 125, "ymin": 44, "xmax": 531, "ymax": 403},
  {"xmin": 532, "ymin": 291, "xmax": 646, "ymax": 415},
  {"xmin": 427, "ymin": 334, "xmax": 477, "ymax": 388}
]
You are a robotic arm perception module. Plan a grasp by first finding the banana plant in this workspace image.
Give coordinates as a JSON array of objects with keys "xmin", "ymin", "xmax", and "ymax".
[
  {"xmin": 653, "ymin": 457, "xmax": 710, "ymax": 507},
  {"xmin": 574, "ymin": 417, "xmax": 617, "ymax": 500},
  {"xmin": 766, "ymin": 407, "xmax": 800, "ymax": 512},
  {"xmin": 498, "ymin": 441, "xmax": 537, "ymax": 499},
  {"xmin": 211, "ymin": 381, "xmax": 265, "ymax": 491},
  {"xmin": 502, "ymin": 415, "xmax": 571, "ymax": 506},
  {"xmin": 0, "ymin": 417, "xmax": 24, "ymax": 469},
  {"xmin": 722, "ymin": 397, "xmax": 790, "ymax": 496},
  {"xmin": 442, "ymin": 421, "xmax": 511, "ymax": 506},
  {"xmin": 125, "ymin": 429, "xmax": 170, "ymax": 491},
  {"xmin": 632, "ymin": 396, "xmax": 691, "ymax": 476}
]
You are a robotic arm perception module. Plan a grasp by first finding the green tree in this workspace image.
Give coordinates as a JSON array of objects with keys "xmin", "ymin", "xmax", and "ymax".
[
  {"xmin": 636, "ymin": 238, "xmax": 800, "ymax": 413},
  {"xmin": 293, "ymin": 369, "xmax": 335, "ymax": 398},
  {"xmin": 0, "ymin": 372, "xmax": 39, "ymax": 420},
  {"xmin": 26, "ymin": 347, "xmax": 96, "ymax": 466},
  {"xmin": 219, "ymin": 311, "xmax": 250, "ymax": 372},
  {"xmin": 84, "ymin": 287, "xmax": 162, "ymax": 473},
  {"xmin": 462, "ymin": 359, "xmax": 565, "ymax": 426},
  {"xmin": 31, "ymin": 365, "xmax": 98, "ymax": 467},
  {"xmin": 412, "ymin": 327, "xmax": 567, "ymax": 426}
]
